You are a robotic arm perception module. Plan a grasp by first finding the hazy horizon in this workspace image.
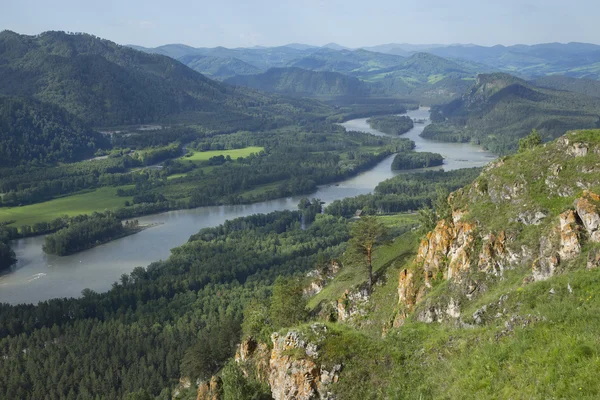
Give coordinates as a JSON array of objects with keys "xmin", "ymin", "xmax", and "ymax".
[{"xmin": 3, "ymin": 0, "xmax": 600, "ymax": 48}]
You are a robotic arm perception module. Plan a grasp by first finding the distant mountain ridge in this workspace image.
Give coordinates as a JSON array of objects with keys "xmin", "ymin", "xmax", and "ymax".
[
  {"xmin": 225, "ymin": 67, "xmax": 372, "ymax": 97},
  {"xmin": 0, "ymin": 30, "xmax": 332, "ymax": 130},
  {"xmin": 131, "ymin": 41, "xmax": 600, "ymax": 82}
]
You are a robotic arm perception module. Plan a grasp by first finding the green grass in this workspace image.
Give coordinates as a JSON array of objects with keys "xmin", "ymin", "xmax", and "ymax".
[
  {"xmin": 178, "ymin": 147, "xmax": 264, "ymax": 164},
  {"xmin": 239, "ymin": 181, "xmax": 284, "ymax": 200},
  {"xmin": 305, "ymin": 241, "xmax": 600, "ymax": 399},
  {"xmin": 308, "ymin": 219, "xmax": 419, "ymax": 311},
  {"xmin": 0, "ymin": 186, "xmax": 133, "ymax": 227},
  {"xmin": 427, "ymin": 74, "xmax": 445, "ymax": 84},
  {"xmin": 166, "ymin": 173, "xmax": 188, "ymax": 180}
]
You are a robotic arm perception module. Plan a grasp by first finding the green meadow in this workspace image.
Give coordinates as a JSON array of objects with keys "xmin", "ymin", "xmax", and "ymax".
[
  {"xmin": 0, "ymin": 187, "xmax": 133, "ymax": 227},
  {"xmin": 178, "ymin": 146, "xmax": 264, "ymax": 164}
]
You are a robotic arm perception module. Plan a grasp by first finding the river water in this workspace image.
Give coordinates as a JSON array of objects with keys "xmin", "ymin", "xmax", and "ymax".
[{"xmin": 0, "ymin": 108, "xmax": 496, "ymax": 305}]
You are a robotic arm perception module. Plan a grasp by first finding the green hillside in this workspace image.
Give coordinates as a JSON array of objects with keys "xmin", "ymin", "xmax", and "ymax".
[
  {"xmin": 0, "ymin": 30, "xmax": 332, "ymax": 129},
  {"xmin": 533, "ymin": 75, "xmax": 600, "ymax": 98},
  {"xmin": 427, "ymin": 42, "xmax": 600, "ymax": 79},
  {"xmin": 423, "ymin": 73, "xmax": 600, "ymax": 154},
  {"xmin": 360, "ymin": 53, "xmax": 486, "ymax": 103},
  {"xmin": 178, "ymin": 54, "xmax": 262, "ymax": 80},
  {"xmin": 288, "ymin": 48, "xmax": 406, "ymax": 74},
  {"xmin": 0, "ymin": 96, "xmax": 109, "ymax": 165},
  {"xmin": 225, "ymin": 67, "xmax": 372, "ymax": 97}
]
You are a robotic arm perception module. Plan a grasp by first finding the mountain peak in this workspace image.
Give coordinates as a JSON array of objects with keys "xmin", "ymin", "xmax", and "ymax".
[{"xmin": 321, "ymin": 42, "xmax": 349, "ymax": 50}]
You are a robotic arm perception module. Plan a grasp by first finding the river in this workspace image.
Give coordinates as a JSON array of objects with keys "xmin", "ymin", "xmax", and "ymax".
[{"xmin": 0, "ymin": 107, "xmax": 496, "ymax": 305}]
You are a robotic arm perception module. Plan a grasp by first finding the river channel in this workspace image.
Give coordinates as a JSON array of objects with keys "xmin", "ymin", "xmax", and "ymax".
[{"xmin": 0, "ymin": 107, "xmax": 496, "ymax": 304}]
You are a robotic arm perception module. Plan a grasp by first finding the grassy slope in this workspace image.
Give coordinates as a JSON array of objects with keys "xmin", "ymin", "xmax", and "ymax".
[
  {"xmin": 308, "ymin": 214, "xmax": 419, "ymax": 311},
  {"xmin": 0, "ymin": 187, "xmax": 133, "ymax": 226},
  {"xmin": 296, "ymin": 131, "xmax": 600, "ymax": 398}
]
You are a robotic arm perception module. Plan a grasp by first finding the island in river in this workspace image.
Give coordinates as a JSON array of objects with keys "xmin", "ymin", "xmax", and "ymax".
[{"xmin": 42, "ymin": 212, "xmax": 157, "ymax": 256}]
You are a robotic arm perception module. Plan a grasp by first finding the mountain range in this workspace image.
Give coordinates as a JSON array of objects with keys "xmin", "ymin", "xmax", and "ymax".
[
  {"xmin": 128, "ymin": 40, "xmax": 600, "ymax": 105},
  {"xmin": 0, "ymin": 30, "xmax": 332, "ymax": 130},
  {"xmin": 132, "ymin": 41, "xmax": 600, "ymax": 80}
]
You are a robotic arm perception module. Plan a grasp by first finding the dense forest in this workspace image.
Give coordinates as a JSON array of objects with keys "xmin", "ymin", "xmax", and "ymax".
[
  {"xmin": 325, "ymin": 168, "xmax": 481, "ymax": 217},
  {"xmin": 0, "ymin": 30, "xmax": 334, "ymax": 130},
  {"xmin": 0, "ymin": 209, "xmax": 351, "ymax": 399},
  {"xmin": 367, "ymin": 115, "xmax": 414, "ymax": 135},
  {"xmin": 391, "ymin": 151, "xmax": 444, "ymax": 170},
  {"xmin": 0, "ymin": 96, "xmax": 109, "ymax": 166},
  {"xmin": 0, "ymin": 241, "xmax": 16, "ymax": 273}
]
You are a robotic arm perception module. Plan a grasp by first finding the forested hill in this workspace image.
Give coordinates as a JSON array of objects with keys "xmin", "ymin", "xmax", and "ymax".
[
  {"xmin": 225, "ymin": 67, "xmax": 372, "ymax": 97},
  {"xmin": 424, "ymin": 72, "xmax": 600, "ymax": 154},
  {"xmin": 0, "ymin": 96, "xmax": 109, "ymax": 165},
  {"xmin": 532, "ymin": 75, "xmax": 600, "ymax": 98},
  {"xmin": 288, "ymin": 48, "xmax": 406, "ymax": 74},
  {"xmin": 179, "ymin": 54, "xmax": 262, "ymax": 80},
  {"xmin": 0, "ymin": 30, "xmax": 332, "ymax": 129}
]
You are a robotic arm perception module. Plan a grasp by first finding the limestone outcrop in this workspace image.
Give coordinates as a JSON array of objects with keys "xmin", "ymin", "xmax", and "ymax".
[
  {"xmin": 398, "ymin": 173, "xmax": 600, "ymax": 322},
  {"xmin": 235, "ymin": 337, "xmax": 270, "ymax": 382},
  {"xmin": 196, "ymin": 376, "xmax": 222, "ymax": 400},
  {"xmin": 304, "ymin": 261, "xmax": 341, "ymax": 297},
  {"xmin": 336, "ymin": 288, "xmax": 369, "ymax": 322},
  {"xmin": 235, "ymin": 325, "xmax": 341, "ymax": 400},
  {"xmin": 532, "ymin": 191, "xmax": 600, "ymax": 281}
]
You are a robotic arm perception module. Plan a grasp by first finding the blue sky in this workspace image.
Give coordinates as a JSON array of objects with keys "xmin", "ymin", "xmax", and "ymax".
[{"xmin": 2, "ymin": 0, "xmax": 598, "ymax": 48}]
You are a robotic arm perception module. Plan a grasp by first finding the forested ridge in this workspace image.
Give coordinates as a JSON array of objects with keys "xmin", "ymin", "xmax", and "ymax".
[
  {"xmin": 0, "ymin": 30, "xmax": 334, "ymax": 129},
  {"xmin": 0, "ymin": 96, "xmax": 109, "ymax": 166},
  {"xmin": 225, "ymin": 67, "xmax": 372, "ymax": 97},
  {"xmin": 425, "ymin": 73, "xmax": 600, "ymax": 154}
]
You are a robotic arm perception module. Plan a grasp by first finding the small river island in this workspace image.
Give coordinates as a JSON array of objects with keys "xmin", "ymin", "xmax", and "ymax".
[
  {"xmin": 391, "ymin": 152, "xmax": 445, "ymax": 170},
  {"xmin": 367, "ymin": 115, "xmax": 414, "ymax": 135},
  {"xmin": 43, "ymin": 212, "xmax": 152, "ymax": 256}
]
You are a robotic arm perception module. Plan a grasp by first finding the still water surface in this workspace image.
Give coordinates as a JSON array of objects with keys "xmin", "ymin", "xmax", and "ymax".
[{"xmin": 0, "ymin": 107, "xmax": 495, "ymax": 304}]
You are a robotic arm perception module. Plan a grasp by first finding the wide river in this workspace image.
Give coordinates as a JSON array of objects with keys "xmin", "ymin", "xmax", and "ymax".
[{"xmin": 0, "ymin": 108, "xmax": 496, "ymax": 304}]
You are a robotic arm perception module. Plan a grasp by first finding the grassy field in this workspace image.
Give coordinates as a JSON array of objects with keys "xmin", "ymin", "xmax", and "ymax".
[
  {"xmin": 307, "ymin": 215, "xmax": 419, "ymax": 310},
  {"xmin": 166, "ymin": 173, "xmax": 188, "ymax": 180},
  {"xmin": 178, "ymin": 147, "xmax": 264, "ymax": 164},
  {"xmin": 0, "ymin": 187, "xmax": 133, "ymax": 227}
]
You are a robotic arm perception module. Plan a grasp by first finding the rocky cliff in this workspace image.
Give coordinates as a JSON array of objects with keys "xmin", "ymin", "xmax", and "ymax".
[
  {"xmin": 235, "ymin": 324, "xmax": 341, "ymax": 400},
  {"xmin": 396, "ymin": 130, "xmax": 600, "ymax": 326}
]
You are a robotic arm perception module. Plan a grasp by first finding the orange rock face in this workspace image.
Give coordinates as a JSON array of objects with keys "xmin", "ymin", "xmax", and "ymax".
[
  {"xmin": 415, "ymin": 211, "xmax": 477, "ymax": 284},
  {"xmin": 558, "ymin": 210, "xmax": 581, "ymax": 260},
  {"xmin": 268, "ymin": 328, "xmax": 339, "ymax": 400},
  {"xmin": 235, "ymin": 337, "xmax": 270, "ymax": 382},
  {"xmin": 197, "ymin": 376, "xmax": 222, "ymax": 400},
  {"xmin": 575, "ymin": 191, "xmax": 600, "ymax": 242}
]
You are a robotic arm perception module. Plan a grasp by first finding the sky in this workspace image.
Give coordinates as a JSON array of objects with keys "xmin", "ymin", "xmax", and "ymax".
[{"xmin": 2, "ymin": 0, "xmax": 598, "ymax": 48}]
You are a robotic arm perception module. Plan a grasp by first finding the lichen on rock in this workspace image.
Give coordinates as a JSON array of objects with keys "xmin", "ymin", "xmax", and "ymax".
[{"xmin": 269, "ymin": 325, "xmax": 340, "ymax": 400}]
